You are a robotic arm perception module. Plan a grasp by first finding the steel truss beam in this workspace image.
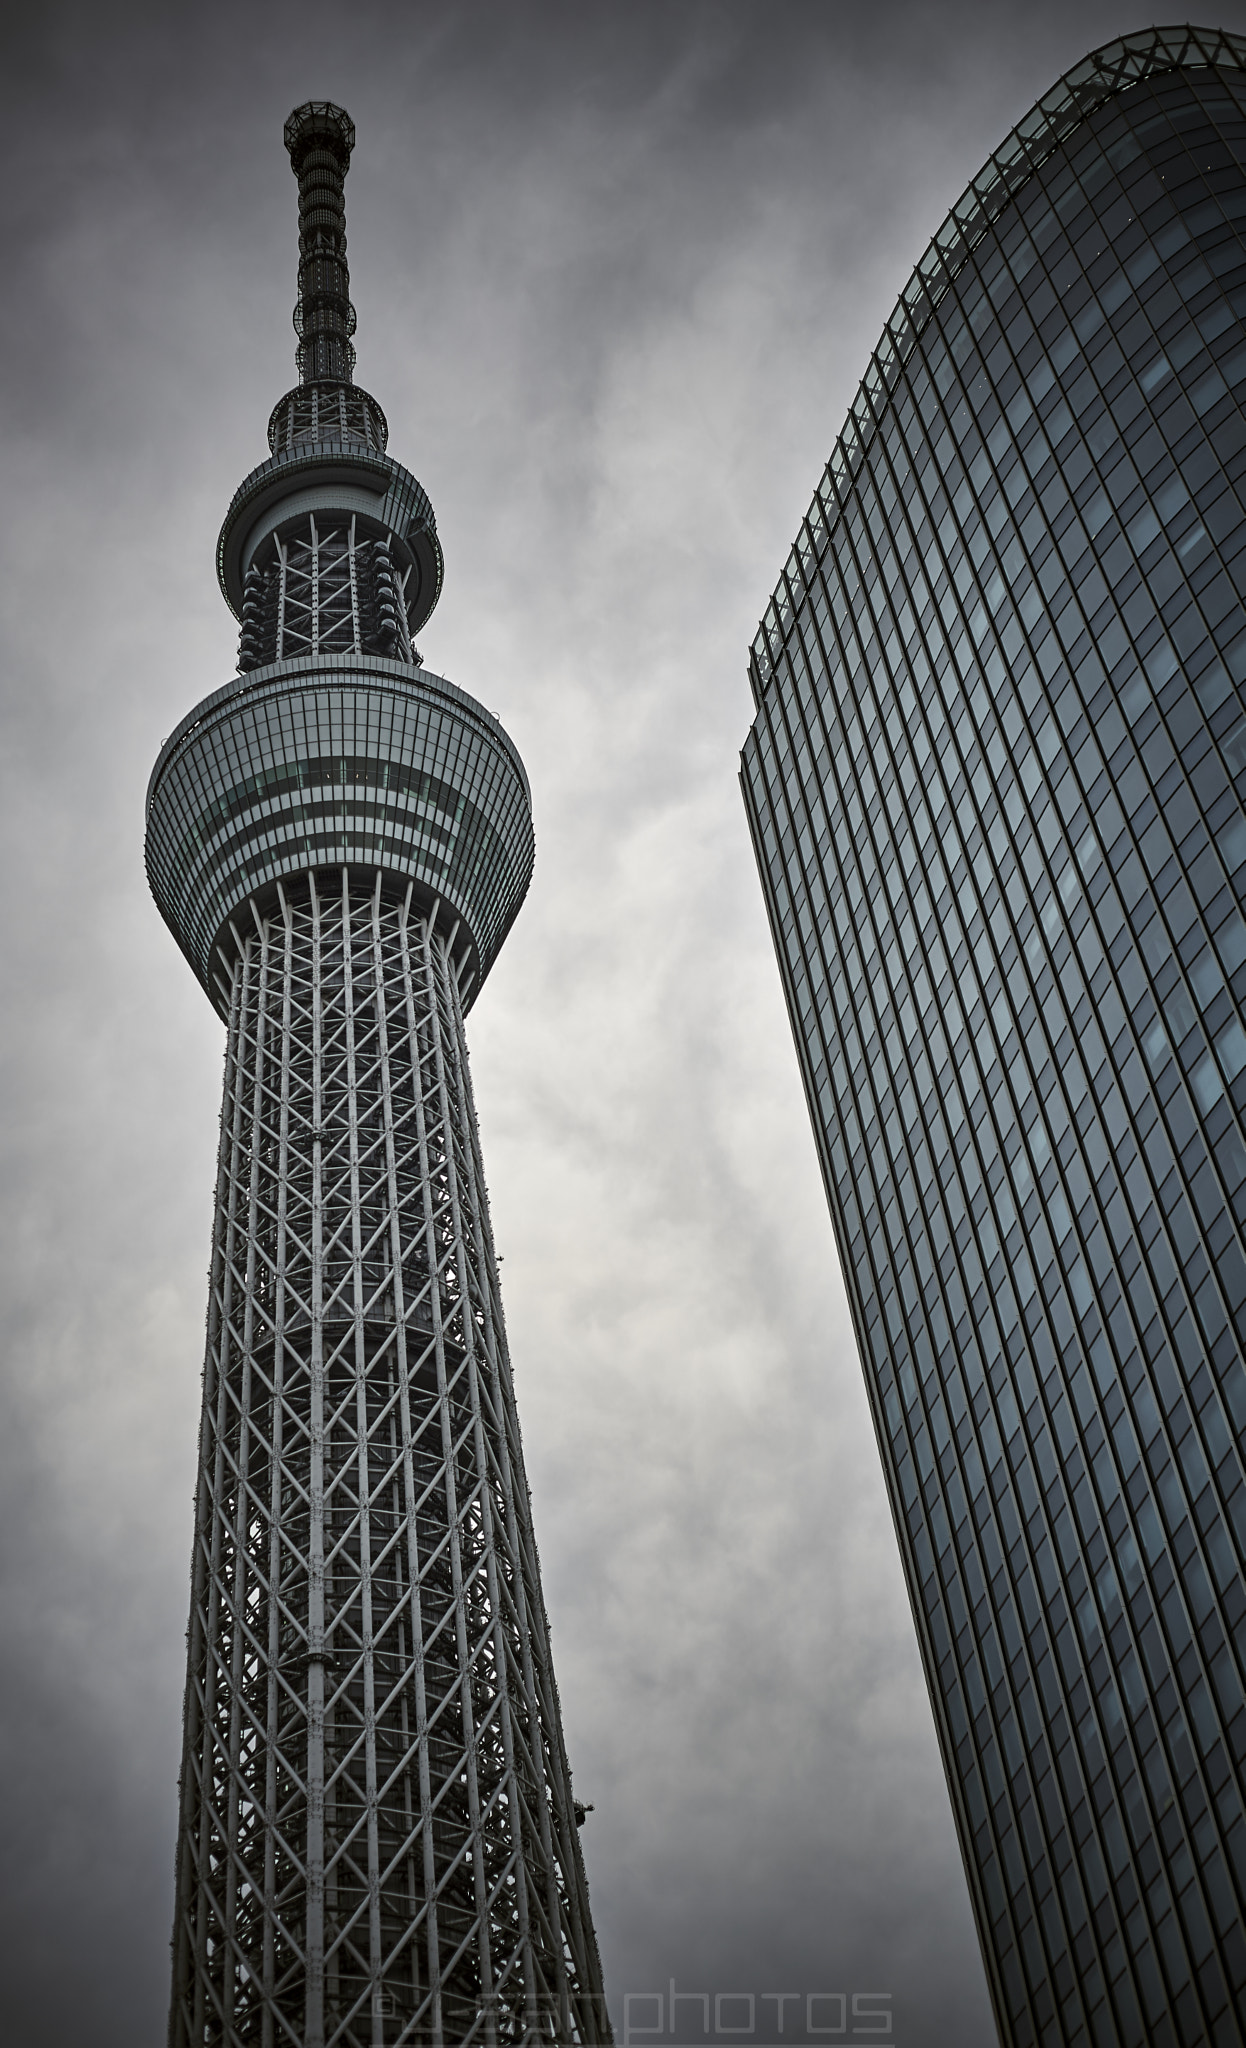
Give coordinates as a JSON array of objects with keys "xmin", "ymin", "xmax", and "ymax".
[
  {"xmin": 239, "ymin": 518, "xmax": 412, "ymax": 673},
  {"xmin": 169, "ymin": 870, "xmax": 609, "ymax": 2048}
]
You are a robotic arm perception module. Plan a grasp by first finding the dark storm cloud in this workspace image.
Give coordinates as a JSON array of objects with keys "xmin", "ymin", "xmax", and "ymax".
[{"xmin": 3, "ymin": 5, "xmax": 1240, "ymax": 2043}]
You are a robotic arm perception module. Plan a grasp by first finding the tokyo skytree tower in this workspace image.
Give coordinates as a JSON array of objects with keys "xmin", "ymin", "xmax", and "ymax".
[{"xmin": 146, "ymin": 103, "xmax": 610, "ymax": 2048}]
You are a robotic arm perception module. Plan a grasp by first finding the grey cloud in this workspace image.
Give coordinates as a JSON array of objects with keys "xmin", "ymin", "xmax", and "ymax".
[{"xmin": 4, "ymin": 3, "xmax": 1236, "ymax": 2042}]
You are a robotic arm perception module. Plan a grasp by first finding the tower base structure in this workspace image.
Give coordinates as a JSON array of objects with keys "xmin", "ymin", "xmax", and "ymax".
[{"xmin": 168, "ymin": 871, "xmax": 606, "ymax": 2046}]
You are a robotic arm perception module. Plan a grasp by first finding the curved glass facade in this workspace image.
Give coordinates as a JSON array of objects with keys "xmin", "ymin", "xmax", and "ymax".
[
  {"xmin": 146, "ymin": 653, "xmax": 534, "ymax": 1013},
  {"xmin": 743, "ymin": 33, "xmax": 1246, "ymax": 2048}
]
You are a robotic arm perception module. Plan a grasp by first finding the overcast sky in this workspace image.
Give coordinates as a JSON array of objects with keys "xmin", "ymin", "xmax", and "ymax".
[{"xmin": 7, "ymin": 5, "xmax": 1246, "ymax": 2044}]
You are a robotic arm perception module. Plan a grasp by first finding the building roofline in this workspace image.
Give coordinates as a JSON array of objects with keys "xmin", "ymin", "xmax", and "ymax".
[{"xmin": 752, "ymin": 24, "xmax": 1246, "ymax": 691}]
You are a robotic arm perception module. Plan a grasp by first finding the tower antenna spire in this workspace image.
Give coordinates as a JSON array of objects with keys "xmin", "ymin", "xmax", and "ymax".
[{"xmin": 284, "ymin": 100, "xmax": 357, "ymax": 385}]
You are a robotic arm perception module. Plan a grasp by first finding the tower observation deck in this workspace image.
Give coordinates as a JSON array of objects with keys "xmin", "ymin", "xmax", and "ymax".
[{"xmin": 147, "ymin": 103, "xmax": 610, "ymax": 2048}]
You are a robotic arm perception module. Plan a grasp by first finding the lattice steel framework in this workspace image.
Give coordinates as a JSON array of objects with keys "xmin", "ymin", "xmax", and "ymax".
[
  {"xmin": 239, "ymin": 522, "xmax": 414, "ymax": 671},
  {"xmin": 172, "ymin": 876, "xmax": 601, "ymax": 2046},
  {"xmin": 150, "ymin": 101, "xmax": 610, "ymax": 2048}
]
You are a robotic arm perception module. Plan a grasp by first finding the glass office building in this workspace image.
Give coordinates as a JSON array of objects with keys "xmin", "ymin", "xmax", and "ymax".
[{"xmin": 741, "ymin": 28, "xmax": 1246, "ymax": 2048}]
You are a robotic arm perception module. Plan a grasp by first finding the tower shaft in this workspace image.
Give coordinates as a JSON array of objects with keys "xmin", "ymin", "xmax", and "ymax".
[{"xmin": 171, "ymin": 874, "xmax": 603, "ymax": 2046}]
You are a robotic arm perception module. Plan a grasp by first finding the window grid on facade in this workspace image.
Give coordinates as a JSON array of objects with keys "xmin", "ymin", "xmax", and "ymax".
[{"xmin": 743, "ymin": 30, "xmax": 1246, "ymax": 2048}]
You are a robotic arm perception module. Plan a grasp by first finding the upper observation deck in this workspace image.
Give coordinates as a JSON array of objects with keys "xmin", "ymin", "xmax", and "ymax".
[
  {"xmin": 146, "ymin": 656, "xmax": 533, "ymax": 1019},
  {"xmin": 146, "ymin": 99, "xmax": 533, "ymax": 1014}
]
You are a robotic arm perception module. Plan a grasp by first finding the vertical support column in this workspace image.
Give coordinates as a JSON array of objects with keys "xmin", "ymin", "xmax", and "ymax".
[
  {"xmin": 443, "ymin": 958, "xmax": 577, "ymax": 2040},
  {"xmin": 275, "ymin": 539, "xmax": 288, "ymax": 663},
  {"xmin": 261, "ymin": 888, "xmax": 295, "ymax": 2048},
  {"xmin": 396, "ymin": 895, "xmax": 446, "ymax": 2040},
  {"xmin": 169, "ymin": 950, "xmax": 245, "ymax": 2048},
  {"xmin": 377, "ymin": 883, "xmax": 437, "ymax": 2032},
  {"xmin": 396, "ymin": 563, "xmax": 415, "ymax": 665},
  {"xmin": 305, "ymin": 872, "xmax": 327, "ymax": 2048},
  {"xmin": 310, "ymin": 516, "xmax": 321, "ymax": 661},
  {"xmin": 419, "ymin": 910, "xmax": 499, "ymax": 2048},
  {"xmin": 341, "ymin": 873, "xmax": 385, "ymax": 2045},
  {"xmin": 221, "ymin": 912, "xmax": 272, "ymax": 2032},
  {"xmin": 348, "ymin": 514, "xmax": 361, "ymax": 656}
]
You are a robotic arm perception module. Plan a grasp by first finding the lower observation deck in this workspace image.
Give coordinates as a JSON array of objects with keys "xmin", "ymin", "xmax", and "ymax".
[{"xmin": 145, "ymin": 653, "xmax": 534, "ymax": 1016}]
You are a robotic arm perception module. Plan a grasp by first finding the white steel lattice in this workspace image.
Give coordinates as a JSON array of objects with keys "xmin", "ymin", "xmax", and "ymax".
[
  {"xmin": 170, "ymin": 870, "xmax": 609, "ymax": 2048},
  {"xmin": 240, "ymin": 517, "xmax": 413, "ymax": 671}
]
